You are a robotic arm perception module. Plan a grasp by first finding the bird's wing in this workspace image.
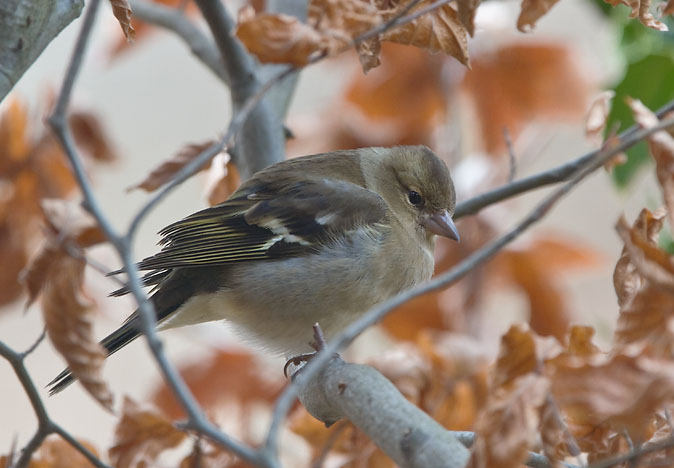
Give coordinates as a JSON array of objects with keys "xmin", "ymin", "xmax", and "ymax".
[{"xmin": 135, "ymin": 176, "xmax": 388, "ymax": 273}]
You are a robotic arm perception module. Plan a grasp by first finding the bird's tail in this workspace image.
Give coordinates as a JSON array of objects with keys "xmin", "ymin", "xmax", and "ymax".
[{"xmin": 46, "ymin": 316, "xmax": 141, "ymax": 395}]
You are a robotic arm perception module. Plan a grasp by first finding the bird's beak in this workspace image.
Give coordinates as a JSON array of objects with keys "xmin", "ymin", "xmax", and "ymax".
[{"xmin": 421, "ymin": 211, "xmax": 460, "ymax": 241}]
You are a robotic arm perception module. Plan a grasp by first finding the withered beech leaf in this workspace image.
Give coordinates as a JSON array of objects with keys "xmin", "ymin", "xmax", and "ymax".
[
  {"xmin": 613, "ymin": 208, "xmax": 666, "ymax": 307},
  {"xmin": 41, "ymin": 250, "xmax": 113, "ymax": 411},
  {"xmin": 491, "ymin": 324, "xmax": 560, "ymax": 390},
  {"xmin": 457, "ymin": 0, "xmax": 481, "ymax": 36},
  {"xmin": 469, "ymin": 374, "xmax": 550, "ymax": 468},
  {"xmin": 615, "ymin": 211, "xmax": 674, "ymax": 292},
  {"xmin": 550, "ymin": 351, "xmax": 674, "ymax": 441},
  {"xmin": 236, "ymin": 6, "xmax": 331, "ymax": 66},
  {"xmin": 628, "ymin": 98, "xmax": 674, "ymax": 231},
  {"xmin": 566, "ymin": 325, "xmax": 602, "ymax": 358},
  {"xmin": 517, "ymin": 0, "xmax": 561, "ymax": 32},
  {"xmin": 110, "ymin": 397, "xmax": 187, "ymax": 468},
  {"xmin": 614, "ymin": 284, "xmax": 674, "ymax": 355},
  {"xmin": 41, "ymin": 198, "xmax": 107, "ymax": 248},
  {"xmin": 604, "ymin": 0, "xmax": 668, "ymax": 30},
  {"xmin": 109, "ymin": 0, "xmax": 136, "ymax": 41},
  {"xmin": 204, "ymin": 152, "xmax": 241, "ymax": 206},
  {"xmin": 129, "ymin": 140, "xmax": 216, "ymax": 193},
  {"xmin": 151, "ymin": 349, "xmax": 283, "ymax": 420},
  {"xmin": 382, "ymin": 3, "xmax": 470, "ymax": 67},
  {"xmin": 179, "ymin": 441, "xmax": 234, "ymax": 468},
  {"xmin": 70, "ymin": 111, "xmax": 117, "ymax": 162},
  {"xmin": 585, "ymin": 91, "xmax": 615, "ymax": 145}
]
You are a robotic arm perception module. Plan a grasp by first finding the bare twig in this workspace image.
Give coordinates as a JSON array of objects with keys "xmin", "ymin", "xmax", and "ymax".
[
  {"xmin": 129, "ymin": 0, "xmax": 227, "ymax": 82},
  {"xmin": 19, "ymin": 329, "xmax": 46, "ymax": 359},
  {"xmin": 503, "ymin": 127, "xmax": 516, "ymax": 182},
  {"xmin": 588, "ymin": 436, "xmax": 674, "ymax": 468},
  {"xmin": 454, "ymin": 98, "xmax": 674, "ymax": 219},
  {"xmin": 0, "ymin": 340, "xmax": 109, "ymax": 468},
  {"xmin": 264, "ymin": 116, "xmax": 674, "ymax": 458}
]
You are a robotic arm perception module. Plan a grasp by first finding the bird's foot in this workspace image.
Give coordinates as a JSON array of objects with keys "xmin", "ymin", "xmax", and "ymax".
[
  {"xmin": 283, "ymin": 322, "xmax": 336, "ymax": 378},
  {"xmin": 284, "ymin": 352, "xmax": 316, "ymax": 377}
]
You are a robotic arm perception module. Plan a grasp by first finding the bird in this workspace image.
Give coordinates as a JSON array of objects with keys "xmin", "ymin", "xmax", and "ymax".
[{"xmin": 47, "ymin": 145, "xmax": 459, "ymax": 395}]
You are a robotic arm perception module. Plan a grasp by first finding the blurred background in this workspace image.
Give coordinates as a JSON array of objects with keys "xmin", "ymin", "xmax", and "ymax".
[{"xmin": 1, "ymin": 0, "xmax": 673, "ymax": 465}]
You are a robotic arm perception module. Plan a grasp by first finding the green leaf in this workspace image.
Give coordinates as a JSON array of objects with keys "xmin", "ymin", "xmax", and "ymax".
[{"xmin": 607, "ymin": 54, "xmax": 674, "ymax": 187}]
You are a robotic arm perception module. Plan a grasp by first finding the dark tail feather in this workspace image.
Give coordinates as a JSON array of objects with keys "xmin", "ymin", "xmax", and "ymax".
[{"xmin": 47, "ymin": 318, "xmax": 141, "ymax": 396}]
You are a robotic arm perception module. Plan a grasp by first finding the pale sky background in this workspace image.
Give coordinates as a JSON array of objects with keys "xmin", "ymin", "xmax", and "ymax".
[{"xmin": 0, "ymin": 0, "xmax": 662, "ymax": 464}]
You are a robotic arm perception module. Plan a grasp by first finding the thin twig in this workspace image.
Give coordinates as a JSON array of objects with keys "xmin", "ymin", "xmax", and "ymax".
[
  {"xmin": 454, "ymin": 97, "xmax": 674, "ymax": 219},
  {"xmin": 19, "ymin": 329, "xmax": 46, "ymax": 359},
  {"xmin": 263, "ymin": 116, "xmax": 674, "ymax": 459},
  {"xmin": 503, "ymin": 126, "xmax": 516, "ymax": 182},
  {"xmin": 588, "ymin": 436, "xmax": 674, "ymax": 468},
  {"xmin": 0, "ymin": 341, "xmax": 110, "ymax": 468}
]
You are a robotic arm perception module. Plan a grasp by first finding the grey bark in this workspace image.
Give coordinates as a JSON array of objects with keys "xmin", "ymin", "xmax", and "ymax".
[{"xmin": 0, "ymin": 0, "xmax": 83, "ymax": 102}]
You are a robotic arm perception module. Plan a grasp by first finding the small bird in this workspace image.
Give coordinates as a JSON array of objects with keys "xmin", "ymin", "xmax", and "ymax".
[{"xmin": 48, "ymin": 145, "xmax": 459, "ymax": 394}]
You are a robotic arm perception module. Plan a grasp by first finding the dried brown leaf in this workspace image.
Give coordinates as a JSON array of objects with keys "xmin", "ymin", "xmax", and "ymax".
[
  {"xmin": 462, "ymin": 44, "xmax": 590, "ymax": 155},
  {"xmin": 457, "ymin": 0, "xmax": 481, "ymax": 36},
  {"xmin": 585, "ymin": 91, "xmax": 615, "ymax": 145},
  {"xmin": 566, "ymin": 325, "xmax": 602, "ymax": 358},
  {"xmin": 382, "ymin": 3, "xmax": 470, "ymax": 66},
  {"xmin": 110, "ymin": 397, "xmax": 187, "ymax": 468},
  {"xmin": 42, "ymin": 250, "xmax": 112, "ymax": 410},
  {"xmin": 236, "ymin": 7, "xmax": 329, "ymax": 66},
  {"xmin": 179, "ymin": 441, "xmax": 235, "ymax": 468},
  {"xmin": 550, "ymin": 351, "xmax": 674, "ymax": 441},
  {"xmin": 491, "ymin": 237, "xmax": 601, "ymax": 339},
  {"xmin": 615, "ymin": 212, "xmax": 674, "ymax": 292},
  {"xmin": 151, "ymin": 349, "xmax": 283, "ymax": 420},
  {"xmin": 205, "ymin": 153, "xmax": 241, "ymax": 206},
  {"xmin": 469, "ymin": 374, "xmax": 550, "ymax": 468},
  {"xmin": 41, "ymin": 198, "xmax": 107, "ymax": 247},
  {"xmin": 517, "ymin": 0, "xmax": 561, "ymax": 32},
  {"xmin": 628, "ymin": 98, "xmax": 674, "ymax": 231},
  {"xmin": 70, "ymin": 111, "xmax": 117, "ymax": 162},
  {"xmin": 309, "ymin": 0, "xmax": 382, "ymax": 38},
  {"xmin": 0, "ymin": 98, "xmax": 30, "ymax": 166},
  {"xmin": 613, "ymin": 208, "xmax": 666, "ymax": 306},
  {"xmin": 492, "ymin": 324, "xmax": 561, "ymax": 389},
  {"xmin": 129, "ymin": 140, "xmax": 216, "ymax": 192},
  {"xmin": 109, "ymin": 0, "xmax": 136, "ymax": 40}
]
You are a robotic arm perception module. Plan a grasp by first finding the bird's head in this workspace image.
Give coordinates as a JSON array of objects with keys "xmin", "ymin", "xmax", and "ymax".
[{"xmin": 364, "ymin": 146, "xmax": 460, "ymax": 244}]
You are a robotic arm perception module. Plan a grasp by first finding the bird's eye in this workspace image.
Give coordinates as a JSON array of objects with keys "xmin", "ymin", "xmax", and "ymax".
[{"xmin": 407, "ymin": 190, "xmax": 423, "ymax": 206}]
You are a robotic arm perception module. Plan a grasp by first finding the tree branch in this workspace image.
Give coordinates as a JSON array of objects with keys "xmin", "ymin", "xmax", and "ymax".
[
  {"xmin": 129, "ymin": 0, "xmax": 227, "ymax": 83},
  {"xmin": 0, "ymin": 0, "xmax": 83, "ymax": 103},
  {"xmin": 0, "ymin": 339, "xmax": 109, "ymax": 468},
  {"xmin": 193, "ymin": 0, "xmax": 285, "ymax": 178},
  {"xmin": 298, "ymin": 356, "xmax": 470, "ymax": 468},
  {"xmin": 454, "ymin": 97, "xmax": 674, "ymax": 219}
]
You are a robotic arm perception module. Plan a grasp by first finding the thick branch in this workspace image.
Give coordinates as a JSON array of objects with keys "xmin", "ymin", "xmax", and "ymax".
[
  {"xmin": 298, "ymin": 356, "xmax": 470, "ymax": 468},
  {"xmin": 0, "ymin": 0, "xmax": 83, "ymax": 102},
  {"xmin": 193, "ymin": 0, "xmax": 285, "ymax": 178}
]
